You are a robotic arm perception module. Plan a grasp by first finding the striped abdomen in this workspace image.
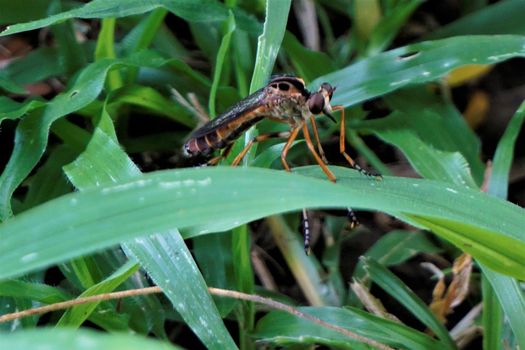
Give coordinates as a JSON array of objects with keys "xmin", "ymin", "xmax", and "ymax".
[{"xmin": 183, "ymin": 111, "xmax": 264, "ymax": 157}]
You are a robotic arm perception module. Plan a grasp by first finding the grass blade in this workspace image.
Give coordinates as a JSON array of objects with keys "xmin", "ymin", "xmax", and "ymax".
[
  {"xmin": 57, "ymin": 261, "xmax": 139, "ymax": 327},
  {"xmin": 63, "ymin": 126, "xmax": 237, "ymax": 349},
  {"xmin": 0, "ymin": 0, "xmax": 259, "ymax": 36},
  {"xmin": 1, "ymin": 166, "xmax": 525, "ymax": 280},
  {"xmin": 254, "ymin": 306, "xmax": 442, "ymax": 350},
  {"xmin": 363, "ymin": 258, "xmax": 456, "ymax": 349},
  {"xmin": 208, "ymin": 12, "xmax": 236, "ymax": 117},
  {"xmin": 0, "ymin": 328, "xmax": 183, "ymax": 350},
  {"xmin": 482, "ymin": 100, "xmax": 525, "ymax": 349},
  {"xmin": 312, "ymin": 35, "xmax": 525, "ymax": 107},
  {"xmin": 249, "ymin": 0, "xmax": 291, "ymax": 92}
]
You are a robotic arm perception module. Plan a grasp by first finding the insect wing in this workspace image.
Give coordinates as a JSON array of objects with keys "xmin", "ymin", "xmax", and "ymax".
[{"xmin": 189, "ymin": 88, "xmax": 267, "ymax": 138}]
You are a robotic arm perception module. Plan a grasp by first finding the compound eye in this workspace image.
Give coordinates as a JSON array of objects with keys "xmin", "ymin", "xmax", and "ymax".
[
  {"xmin": 307, "ymin": 93, "xmax": 325, "ymax": 114},
  {"xmin": 278, "ymin": 83, "xmax": 290, "ymax": 91},
  {"xmin": 320, "ymin": 83, "xmax": 335, "ymax": 98}
]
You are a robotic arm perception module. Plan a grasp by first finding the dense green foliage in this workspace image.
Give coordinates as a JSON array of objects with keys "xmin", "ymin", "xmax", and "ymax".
[{"xmin": 1, "ymin": 0, "xmax": 524, "ymax": 349}]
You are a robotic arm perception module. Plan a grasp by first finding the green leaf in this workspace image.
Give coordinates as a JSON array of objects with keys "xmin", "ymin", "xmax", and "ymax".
[
  {"xmin": 0, "ymin": 51, "xmax": 169, "ymax": 219},
  {"xmin": 364, "ymin": 258, "xmax": 456, "ymax": 349},
  {"xmin": 282, "ymin": 32, "xmax": 336, "ymax": 83},
  {"xmin": 488, "ymin": 100, "xmax": 525, "ymax": 198},
  {"xmin": 239, "ymin": 0, "xmax": 291, "ymax": 165},
  {"xmin": 405, "ymin": 215, "xmax": 524, "ymax": 277},
  {"xmin": 231, "ymin": 30, "xmax": 252, "ymax": 97},
  {"xmin": 482, "ymin": 275, "xmax": 503, "ymax": 350},
  {"xmin": 0, "ymin": 280, "xmax": 71, "ymax": 304},
  {"xmin": 229, "ymin": 3, "xmax": 292, "ymax": 343},
  {"xmin": 368, "ymin": 125, "xmax": 477, "ymax": 186},
  {"xmin": 189, "ymin": 21, "xmax": 220, "ymax": 62},
  {"xmin": 254, "ymin": 306, "xmax": 442, "ymax": 350},
  {"xmin": 49, "ymin": 1, "xmax": 87, "ymax": 75},
  {"xmin": 353, "ymin": 230, "xmax": 441, "ymax": 281},
  {"xmin": 93, "ymin": 249, "xmax": 166, "ymax": 336},
  {"xmin": 249, "ymin": 0, "xmax": 291, "ymax": 92},
  {"xmin": 64, "ymin": 128, "xmax": 238, "ymax": 349},
  {"xmin": 0, "ymin": 97, "xmax": 45, "ymax": 124},
  {"xmin": 360, "ymin": 88, "xmax": 484, "ymax": 184},
  {"xmin": 481, "ymin": 267, "xmax": 525, "ymax": 349},
  {"xmin": 57, "ymin": 261, "xmax": 139, "ymax": 327},
  {"xmin": 0, "ymin": 276, "xmax": 130, "ymax": 331},
  {"xmin": 0, "ymin": 76, "xmax": 26, "ymax": 94},
  {"xmin": 62, "ymin": 256, "xmax": 102, "ymax": 289},
  {"xmin": 231, "ymin": 224, "xmax": 256, "ymax": 346},
  {"xmin": 0, "ymin": 297, "xmax": 16, "ymax": 330},
  {"xmin": 0, "ymin": 0, "xmax": 53, "ymax": 24},
  {"xmin": 352, "ymin": 0, "xmax": 381, "ymax": 55},
  {"xmin": 266, "ymin": 215, "xmax": 341, "ymax": 306},
  {"xmin": 209, "ymin": 12, "xmax": 236, "ymax": 117},
  {"xmin": 19, "ymin": 146, "xmax": 75, "ymax": 212},
  {"xmin": 1, "ymin": 166, "xmax": 525, "ymax": 280},
  {"xmin": 0, "ymin": 0, "xmax": 260, "ymax": 36},
  {"xmin": 250, "ymin": 141, "xmax": 302, "ymax": 168},
  {"xmin": 0, "ymin": 328, "xmax": 183, "ymax": 350},
  {"xmin": 311, "ymin": 35, "xmax": 525, "ymax": 107},
  {"xmin": 125, "ymin": 231, "xmax": 238, "ymax": 349},
  {"xmin": 109, "ymin": 85, "xmax": 195, "ymax": 127},
  {"xmin": 347, "ymin": 129, "xmax": 393, "ymax": 176},
  {"xmin": 482, "ymin": 99, "xmax": 525, "ymax": 349},
  {"xmin": 427, "ymin": 0, "xmax": 525, "ymax": 38},
  {"xmin": 193, "ymin": 233, "xmax": 237, "ymax": 316},
  {"xmin": 121, "ymin": 9, "xmax": 169, "ymax": 83},
  {"xmin": 367, "ymin": 0, "xmax": 423, "ymax": 54},
  {"xmin": 121, "ymin": 9, "xmax": 169, "ymax": 55},
  {"xmin": 95, "ymin": 18, "xmax": 123, "ymax": 89},
  {"xmin": 0, "ymin": 47, "xmax": 67, "ymax": 86}
]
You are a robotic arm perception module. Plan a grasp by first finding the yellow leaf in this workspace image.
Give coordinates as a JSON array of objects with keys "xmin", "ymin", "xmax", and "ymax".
[{"xmin": 446, "ymin": 64, "xmax": 493, "ymax": 87}]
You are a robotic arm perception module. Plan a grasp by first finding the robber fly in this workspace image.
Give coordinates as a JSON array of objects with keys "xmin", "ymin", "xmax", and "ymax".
[{"xmin": 183, "ymin": 75, "xmax": 375, "ymax": 253}]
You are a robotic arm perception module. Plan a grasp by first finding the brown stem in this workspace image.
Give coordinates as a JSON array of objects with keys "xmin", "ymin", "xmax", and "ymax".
[{"xmin": 0, "ymin": 286, "xmax": 393, "ymax": 350}]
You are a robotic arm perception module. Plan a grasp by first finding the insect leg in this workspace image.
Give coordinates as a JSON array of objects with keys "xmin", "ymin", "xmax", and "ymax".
[
  {"xmin": 346, "ymin": 207, "xmax": 359, "ymax": 228},
  {"xmin": 301, "ymin": 209, "xmax": 311, "ymax": 255},
  {"xmin": 231, "ymin": 131, "xmax": 291, "ymax": 166},
  {"xmin": 335, "ymin": 105, "xmax": 381, "ymax": 179},
  {"xmin": 279, "ymin": 127, "xmax": 316, "ymax": 254},
  {"xmin": 302, "ymin": 123, "xmax": 336, "ymax": 182},
  {"xmin": 280, "ymin": 127, "xmax": 301, "ymax": 172},
  {"xmin": 309, "ymin": 115, "xmax": 329, "ymax": 163},
  {"xmin": 207, "ymin": 143, "xmax": 235, "ymax": 166}
]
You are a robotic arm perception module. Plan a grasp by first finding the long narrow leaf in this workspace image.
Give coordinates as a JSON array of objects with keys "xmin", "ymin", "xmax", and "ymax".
[
  {"xmin": 363, "ymin": 258, "xmax": 456, "ymax": 349},
  {"xmin": 57, "ymin": 261, "xmax": 139, "ymax": 327},
  {"xmin": 1, "ymin": 166, "xmax": 525, "ymax": 280},
  {"xmin": 311, "ymin": 35, "xmax": 525, "ymax": 108},
  {"xmin": 63, "ymin": 128, "xmax": 237, "ymax": 349},
  {"xmin": 0, "ymin": 0, "xmax": 260, "ymax": 36},
  {"xmin": 209, "ymin": 12, "xmax": 236, "ymax": 117},
  {"xmin": 482, "ymin": 100, "xmax": 525, "ymax": 349},
  {"xmin": 0, "ymin": 328, "xmax": 183, "ymax": 350},
  {"xmin": 254, "ymin": 306, "xmax": 442, "ymax": 350}
]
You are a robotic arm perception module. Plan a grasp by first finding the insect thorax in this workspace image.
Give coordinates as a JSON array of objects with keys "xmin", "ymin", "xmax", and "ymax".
[{"xmin": 264, "ymin": 93, "xmax": 309, "ymax": 126}]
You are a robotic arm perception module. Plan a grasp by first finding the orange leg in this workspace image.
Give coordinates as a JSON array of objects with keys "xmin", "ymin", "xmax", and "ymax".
[
  {"xmin": 309, "ymin": 115, "xmax": 328, "ymax": 163},
  {"xmin": 300, "ymin": 123, "xmax": 335, "ymax": 254},
  {"xmin": 207, "ymin": 144, "xmax": 234, "ymax": 166},
  {"xmin": 231, "ymin": 131, "xmax": 291, "ymax": 166},
  {"xmin": 280, "ymin": 127, "xmax": 301, "ymax": 172},
  {"xmin": 302, "ymin": 123, "xmax": 336, "ymax": 182},
  {"xmin": 335, "ymin": 105, "xmax": 380, "ymax": 178}
]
